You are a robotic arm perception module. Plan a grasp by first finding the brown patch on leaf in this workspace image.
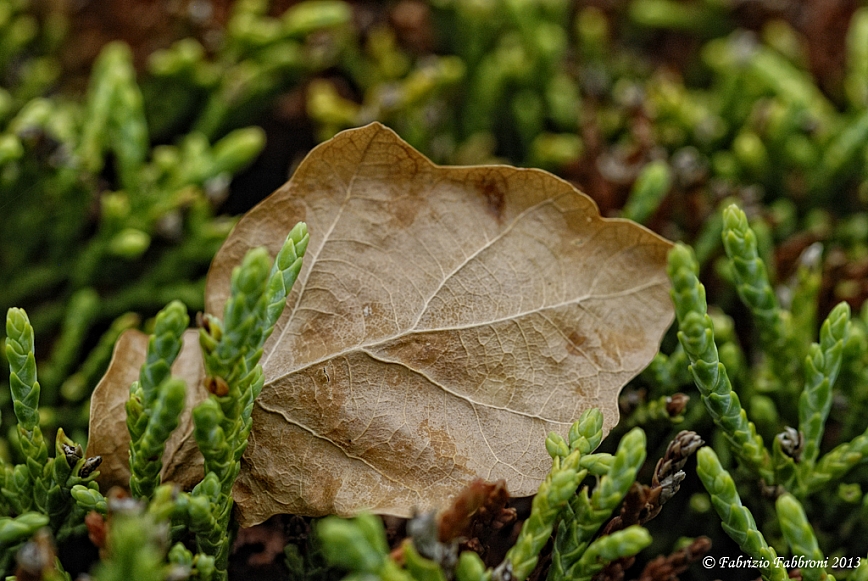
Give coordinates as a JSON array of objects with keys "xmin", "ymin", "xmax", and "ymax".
[
  {"xmin": 473, "ymin": 172, "xmax": 507, "ymax": 221},
  {"xmin": 566, "ymin": 331, "xmax": 587, "ymax": 356}
]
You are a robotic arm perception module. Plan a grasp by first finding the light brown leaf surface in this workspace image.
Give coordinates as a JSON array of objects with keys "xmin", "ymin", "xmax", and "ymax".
[
  {"xmin": 203, "ymin": 123, "xmax": 674, "ymax": 525},
  {"xmin": 86, "ymin": 329, "xmax": 208, "ymax": 491}
]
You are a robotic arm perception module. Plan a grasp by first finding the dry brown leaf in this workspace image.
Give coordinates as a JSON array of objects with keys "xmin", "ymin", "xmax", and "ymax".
[
  {"xmin": 206, "ymin": 123, "xmax": 673, "ymax": 525},
  {"xmin": 86, "ymin": 328, "xmax": 208, "ymax": 491},
  {"xmin": 88, "ymin": 122, "xmax": 673, "ymax": 526}
]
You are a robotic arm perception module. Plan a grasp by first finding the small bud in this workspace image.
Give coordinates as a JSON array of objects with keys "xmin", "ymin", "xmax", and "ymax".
[
  {"xmin": 665, "ymin": 393, "xmax": 690, "ymax": 417},
  {"xmin": 205, "ymin": 375, "xmax": 229, "ymax": 397},
  {"xmin": 776, "ymin": 427, "xmax": 804, "ymax": 462},
  {"xmin": 79, "ymin": 456, "xmax": 103, "ymax": 479},
  {"xmin": 545, "ymin": 432, "xmax": 569, "ymax": 459},
  {"xmin": 62, "ymin": 443, "xmax": 83, "ymax": 468}
]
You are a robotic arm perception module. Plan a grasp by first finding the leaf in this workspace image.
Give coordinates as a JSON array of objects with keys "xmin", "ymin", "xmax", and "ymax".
[
  {"xmin": 206, "ymin": 123, "xmax": 673, "ymax": 525},
  {"xmin": 86, "ymin": 329, "xmax": 208, "ymax": 491},
  {"xmin": 89, "ymin": 123, "xmax": 674, "ymax": 526}
]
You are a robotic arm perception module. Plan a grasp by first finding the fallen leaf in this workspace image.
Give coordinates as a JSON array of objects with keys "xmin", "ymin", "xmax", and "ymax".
[
  {"xmin": 206, "ymin": 123, "xmax": 674, "ymax": 525},
  {"xmin": 89, "ymin": 123, "xmax": 674, "ymax": 525},
  {"xmin": 86, "ymin": 329, "xmax": 208, "ymax": 491}
]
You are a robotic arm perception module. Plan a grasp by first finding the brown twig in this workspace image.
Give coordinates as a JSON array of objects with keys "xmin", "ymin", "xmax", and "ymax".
[{"xmin": 593, "ymin": 431, "xmax": 704, "ymax": 581}]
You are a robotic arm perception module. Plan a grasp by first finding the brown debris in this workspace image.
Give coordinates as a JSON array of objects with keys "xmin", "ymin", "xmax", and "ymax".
[
  {"xmin": 85, "ymin": 511, "xmax": 108, "ymax": 554},
  {"xmin": 14, "ymin": 529, "xmax": 58, "ymax": 581},
  {"xmin": 436, "ymin": 478, "xmax": 517, "ymax": 566},
  {"xmin": 438, "ymin": 479, "xmax": 511, "ymax": 542},
  {"xmin": 233, "ymin": 517, "xmax": 288, "ymax": 567},
  {"xmin": 635, "ymin": 536, "xmax": 713, "ymax": 581},
  {"xmin": 592, "ymin": 431, "xmax": 704, "ymax": 580},
  {"xmin": 665, "ymin": 394, "xmax": 689, "ymax": 418},
  {"xmin": 604, "ymin": 431, "xmax": 704, "ymax": 536}
]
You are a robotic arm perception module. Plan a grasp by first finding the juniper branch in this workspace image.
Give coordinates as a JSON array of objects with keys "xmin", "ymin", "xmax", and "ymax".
[
  {"xmin": 696, "ymin": 447, "xmax": 788, "ymax": 581},
  {"xmin": 799, "ymin": 303, "xmax": 850, "ymax": 471},
  {"xmin": 668, "ymin": 243, "xmax": 773, "ymax": 482},
  {"xmin": 722, "ymin": 204, "xmax": 798, "ymax": 392},
  {"xmin": 776, "ymin": 493, "xmax": 831, "ymax": 581}
]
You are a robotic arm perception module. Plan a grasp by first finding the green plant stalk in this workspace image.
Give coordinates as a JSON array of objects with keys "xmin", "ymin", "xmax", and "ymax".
[
  {"xmin": 668, "ymin": 243, "xmax": 773, "ymax": 482},
  {"xmin": 137, "ymin": 301, "xmax": 189, "ymax": 407},
  {"xmin": 621, "ymin": 160, "xmax": 672, "ymax": 224},
  {"xmin": 506, "ymin": 448, "xmax": 585, "ymax": 581},
  {"xmin": 128, "ymin": 378, "xmax": 186, "ymax": 500},
  {"xmin": 721, "ymin": 204, "xmax": 798, "ymax": 399},
  {"xmin": 109, "ymin": 77, "xmax": 149, "ymax": 193},
  {"xmin": 70, "ymin": 484, "xmax": 107, "ymax": 515},
  {"xmin": 798, "ymin": 303, "xmax": 850, "ymax": 472},
  {"xmin": 167, "ymin": 541, "xmax": 216, "ymax": 581},
  {"xmin": 573, "ymin": 526, "xmax": 652, "ymax": 581},
  {"xmin": 548, "ymin": 427, "xmax": 646, "ymax": 581},
  {"xmin": 0, "ymin": 512, "xmax": 50, "ymax": 574},
  {"xmin": 620, "ymin": 393, "xmax": 687, "ymax": 428},
  {"xmin": 456, "ymin": 551, "xmax": 490, "ymax": 581},
  {"xmin": 846, "ymin": 8, "xmax": 868, "ymax": 108},
  {"xmin": 788, "ymin": 243, "xmax": 823, "ymax": 355},
  {"xmin": 806, "ymin": 430, "xmax": 868, "ymax": 493},
  {"xmin": 569, "ymin": 408, "xmax": 604, "ymax": 454},
  {"xmin": 818, "ymin": 109, "xmax": 868, "ymax": 189},
  {"xmin": 318, "ymin": 513, "xmax": 413, "ymax": 581},
  {"xmin": 92, "ymin": 506, "xmax": 166, "ymax": 581},
  {"xmin": 185, "ymin": 224, "xmax": 308, "ymax": 578},
  {"xmin": 852, "ymin": 561, "xmax": 868, "ymax": 581},
  {"xmin": 39, "ymin": 288, "xmax": 99, "ymax": 400},
  {"xmin": 127, "ymin": 300, "xmax": 189, "ymax": 500},
  {"xmin": 696, "ymin": 447, "xmax": 788, "ymax": 581},
  {"xmin": 642, "ymin": 346, "xmax": 691, "ymax": 393},
  {"xmin": 4, "ymin": 307, "xmax": 48, "ymax": 513},
  {"xmin": 839, "ymin": 314, "xmax": 868, "ymax": 443},
  {"xmin": 77, "ymin": 42, "xmax": 122, "ymax": 174},
  {"xmin": 46, "ymin": 427, "xmax": 102, "ymax": 533},
  {"xmin": 199, "ymin": 223, "xmax": 309, "ymax": 461},
  {"xmin": 776, "ymin": 493, "xmax": 832, "ymax": 581}
]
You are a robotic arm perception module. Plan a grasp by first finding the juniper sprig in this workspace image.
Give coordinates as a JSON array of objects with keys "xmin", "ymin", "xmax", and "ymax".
[
  {"xmin": 668, "ymin": 243, "xmax": 773, "ymax": 483},
  {"xmin": 183, "ymin": 223, "xmax": 308, "ymax": 578},
  {"xmin": 572, "ymin": 526, "xmax": 652, "ymax": 581},
  {"xmin": 621, "ymin": 160, "xmax": 673, "ymax": 225},
  {"xmin": 776, "ymin": 493, "xmax": 833, "ymax": 581},
  {"xmin": 696, "ymin": 447, "xmax": 788, "ymax": 581},
  {"xmin": 798, "ymin": 303, "xmax": 850, "ymax": 473},
  {"xmin": 721, "ymin": 204, "xmax": 798, "ymax": 395},
  {"xmin": 4, "ymin": 307, "xmax": 49, "ymax": 514},
  {"xmin": 0, "ymin": 512, "xmax": 51, "ymax": 574},
  {"xmin": 547, "ymin": 427, "xmax": 646, "ymax": 581},
  {"xmin": 127, "ymin": 377, "xmax": 186, "ymax": 500},
  {"xmin": 126, "ymin": 300, "xmax": 189, "ymax": 500},
  {"xmin": 505, "ymin": 445, "xmax": 585, "ymax": 581},
  {"xmin": 198, "ymin": 222, "xmax": 309, "ymax": 474},
  {"xmin": 805, "ymin": 430, "xmax": 868, "ymax": 493},
  {"xmin": 318, "ymin": 513, "xmax": 414, "ymax": 581}
]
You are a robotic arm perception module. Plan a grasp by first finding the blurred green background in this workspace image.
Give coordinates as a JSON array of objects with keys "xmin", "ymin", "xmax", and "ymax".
[{"xmin": 2, "ymin": 0, "xmax": 868, "ymax": 579}]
